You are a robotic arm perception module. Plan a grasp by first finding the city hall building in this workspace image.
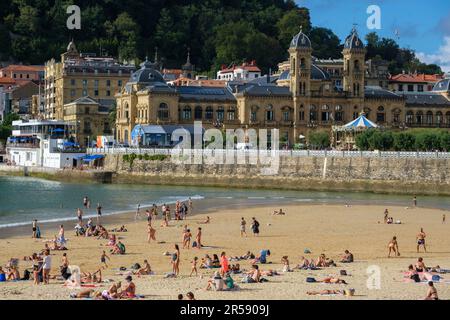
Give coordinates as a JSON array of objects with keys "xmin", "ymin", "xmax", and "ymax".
[{"xmin": 115, "ymin": 27, "xmax": 450, "ymax": 146}]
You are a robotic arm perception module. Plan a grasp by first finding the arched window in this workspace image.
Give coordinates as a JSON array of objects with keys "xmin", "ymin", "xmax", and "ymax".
[
  {"xmin": 158, "ymin": 103, "xmax": 169, "ymax": 120},
  {"xmin": 216, "ymin": 106, "xmax": 224, "ymax": 121},
  {"xmin": 282, "ymin": 107, "xmax": 291, "ymax": 122},
  {"xmin": 321, "ymin": 105, "xmax": 330, "ymax": 122},
  {"xmin": 124, "ymin": 102, "xmax": 129, "ymax": 119},
  {"xmin": 309, "ymin": 105, "xmax": 317, "ymax": 122},
  {"xmin": 376, "ymin": 106, "xmax": 385, "ymax": 123},
  {"xmin": 426, "ymin": 111, "xmax": 433, "ymax": 125},
  {"xmin": 335, "ymin": 105, "xmax": 343, "ymax": 122},
  {"xmin": 406, "ymin": 111, "xmax": 414, "ymax": 124},
  {"xmin": 182, "ymin": 106, "xmax": 191, "ymax": 120},
  {"xmin": 415, "ymin": 111, "xmax": 423, "ymax": 124},
  {"xmin": 300, "ymin": 58, "xmax": 305, "ymax": 67},
  {"xmin": 124, "ymin": 129, "xmax": 129, "ymax": 143},
  {"xmin": 205, "ymin": 106, "xmax": 213, "ymax": 120},
  {"xmin": 194, "ymin": 106, "xmax": 203, "ymax": 120},
  {"xmin": 436, "ymin": 111, "xmax": 443, "ymax": 125}
]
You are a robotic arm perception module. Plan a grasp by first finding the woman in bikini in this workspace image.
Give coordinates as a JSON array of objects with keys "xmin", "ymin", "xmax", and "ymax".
[
  {"xmin": 388, "ymin": 236, "xmax": 400, "ymax": 257},
  {"xmin": 183, "ymin": 229, "xmax": 192, "ymax": 249}
]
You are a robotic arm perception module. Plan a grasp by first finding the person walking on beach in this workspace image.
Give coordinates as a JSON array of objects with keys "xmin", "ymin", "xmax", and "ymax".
[
  {"xmin": 100, "ymin": 250, "xmax": 110, "ymax": 268},
  {"xmin": 135, "ymin": 204, "xmax": 141, "ymax": 221},
  {"xmin": 96, "ymin": 203, "xmax": 102, "ymax": 224},
  {"xmin": 32, "ymin": 219, "xmax": 38, "ymax": 238},
  {"xmin": 442, "ymin": 214, "xmax": 446, "ymax": 224},
  {"xmin": 383, "ymin": 209, "xmax": 389, "ymax": 224},
  {"xmin": 413, "ymin": 195, "xmax": 417, "ymax": 207},
  {"xmin": 58, "ymin": 225, "xmax": 65, "ymax": 244},
  {"xmin": 388, "ymin": 236, "xmax": 400, "ymax": 257},
  {"xmin": 195, "ymin": 227, "xmax": 202, "ymax": 249},
  {"xmin": 251, "ymin": 217, "xmax": 260, "ymax": 236},
  {"xmin": 172, "ymin": 244, "xmax": 180, "ymax": 276},
  {"xmin": 77, "ymin": 208, "xmax": 83, "ymax": 225},
  {"xmin": 240, "ymin": 217, "xmax": 247, "ymax": 237},
  {"xmin": 83, "ymin": 196, "xmax": 89, "ymax": 209},
  {"xmin": 188, "ymin": 197, "xmax": 193, "ymax": 217},
  {"xmin": 147, "ymin": 223, "xmax": 156, "ymax": 243},
  {"xmin": 417, "ymin": 228, "xmax": 427, "ymax": 253},
  {"xmin": 183, "ymin": 228, "xmax": 192, "ymax": 249}
]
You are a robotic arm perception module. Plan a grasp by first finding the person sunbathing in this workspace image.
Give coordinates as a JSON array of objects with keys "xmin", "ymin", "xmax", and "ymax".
[
  {"xmin": 6, "ymin": 266, "xmax": 20, "ymax": 281},
  {"xmin": 341, "ymin": 250, "xmax": 354, "ymax": 263},
  {"xmin": 415, "ymin": 257, "xmax": 426, "ymax": 272},
  {"xmin": 316, "ymin": 276, "xmax": 347, "ymax": 284},
  {"xmin": 107, "ymin": 234, "xmax": 116, "ymax": 247},
  {"xmin": 101, "ymin": 282, "xmax": 121, "ymax": 300},
  {"xmin": 119, "ymin": 276, "xmax": 136, "ymax": 299},
  {"xmin": 273, "ymin": 209, "xmax": 285, "ymax": 215},
  {"xmin": 307, "ymin": 289, "xmax": 345, "ymax": 296},
  {"xmin": 211, "ymin": 254, "xmax": 221, "ymax": 268},
  {"xmin": 296, "ymin": 256, "xmax": 310, "ymax": 269},
  {"xmin": 111, "ymin": 241, "xmax": 126, "ymax": 255},
  {"xmin": 200, "ymin": 255, "xmax": 213, "ymax": 269},
  {"xmin": 281, "ymin": 256, "xmax": 292, "ymax": 272},
  {"xmin": 316, "ymin": 254, "xmax": 328, "ymax": 267},
  {"xmin": 230, "ymin": 264, "xmax": 241, "ymax": 274},
  {"xmin": 96, "ymin": 226, "xmax": 109, "ymax": 240},
  {"xmin": 70, "ymin": 289, "xmax": 96, "ymax": 299},
  {"xmin": 205, "ymin": 271, "xmax": 225, "ymax": 291},
  {"xmin": 134, "ymin": 260, "xmax": 153, "ymax": 275},
  {"xmin": 81, "ymin": 268, "xmax": 102, "ymax": 283},
  {"xmin": 243, "ymin": 265, "xmax": 261, "ymax": 283},
  {"xmin": 198, "ymin": 216, "xmax": 210, "ymax": 224},
  {"xmin": 110, "ymin": 225, "xmax": 127, "ymax": 232}
]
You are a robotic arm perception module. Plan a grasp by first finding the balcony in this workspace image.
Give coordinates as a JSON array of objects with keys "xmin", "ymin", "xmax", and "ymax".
[{"xmin": 6, "ymin": 142, "xmax": 40, "ymax": 149}]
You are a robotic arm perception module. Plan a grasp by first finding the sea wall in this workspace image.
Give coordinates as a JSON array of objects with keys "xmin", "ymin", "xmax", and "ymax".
[{"xmin": 103, "ymin": 154, "xmax": 450, "ymax": 196}]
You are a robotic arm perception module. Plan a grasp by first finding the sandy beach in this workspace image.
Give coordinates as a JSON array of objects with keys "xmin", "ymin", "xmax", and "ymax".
[{"xmin": 0, "ymin": 203, "xmax": 449, "ymax": 300}]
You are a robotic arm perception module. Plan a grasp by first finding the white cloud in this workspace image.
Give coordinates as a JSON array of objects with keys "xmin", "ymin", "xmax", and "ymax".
[{"xmin": 416, "ymin": 36, "xmax": 450, "ymax": 72}]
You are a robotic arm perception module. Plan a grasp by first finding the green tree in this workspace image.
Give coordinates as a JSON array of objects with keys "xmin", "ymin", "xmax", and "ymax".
[
  {"xmin": 309, "ymin": 27, "xmax": 341, "ymax": 59},
  {"xmin": 393, "ymin": 132, "xmax": 415, "ymax": 151},
  {"xmin": 308, "ymin": 131, "xmax": 330, "ymax": 149},
  {"xmin": 276, "ymin": 8, "xmax": 311, "ymax": 50},
  {"xmin": 0, "ymin": 113, "xmax": 20, "ymax": 141},
  {"xmin": 355, "ymin": 130, "xmax": 375, "ymax": 150}
]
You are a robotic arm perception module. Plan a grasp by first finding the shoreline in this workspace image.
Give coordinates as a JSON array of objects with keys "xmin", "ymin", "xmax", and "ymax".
[{"xmin": 2, "ymin": 164, "xmax": 450, "ymax": 196}]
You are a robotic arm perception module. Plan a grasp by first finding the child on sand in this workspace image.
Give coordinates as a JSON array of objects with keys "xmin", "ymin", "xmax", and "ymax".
[
  {"xmin": 240, "ymin": 217, "xmax": 247, "ymax": 237},
  {"xmin": 101, "ymin": 250, "xmax": 110, "ymax": 268},
  {"xmin": 190, "ymin": 257, "xmax": 198, "ymax": 276}
]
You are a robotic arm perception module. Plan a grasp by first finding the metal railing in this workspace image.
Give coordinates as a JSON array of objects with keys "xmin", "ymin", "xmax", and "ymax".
[{"xmin": 86, "ymin": 147, "xmax": 450, "ymax": 159}]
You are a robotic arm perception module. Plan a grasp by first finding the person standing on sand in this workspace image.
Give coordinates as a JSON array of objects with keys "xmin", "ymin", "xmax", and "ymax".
[
  {"xmin": 188, "ymin": 197, "xmax": 193, "ymax": 216},
  {"xmin": 383, "ymin": 209, "xmax": 389, "ymax": 224},
  {"xmin": 195, "ymin": 227, "xmax": 202, "ymax": 249},
  {"xmin": 96, "ymin": 203, "xmax": 102, "ymax": 224},
  {"xmin": 147, "ymin": 223, "xmax": 156, "ymax": 243},
  {"xmin": 413, "ymin": 195, "xmax": 417, "ymax": 207},
  {"xmin": 417, "ymin": 228, "xmax": 427, "ymax": 253},
  {"xmin": 240, "ymin": 217, "xmax": 247, "ymax": 237},
  {"xmin": 40, "ymin": 249, "xmax": 51, "ymax": 284},
  {"xmin": 135, "ymin": 204, "xmax": 141, "ymax": 221},
  {"xmin": 251, "ymin": 217, "xmax": 260, "ymax": 236},
  {"xmin": 190, "ymin": 257, "xmax": 198, "ymax": 276},
  {"xmin": 77, "ymin": 208, "xmax": 83, "ymax": 225},
  {"xmin": 32, "ymin": 219, "xmax": 38, "ymax": 238},
  {"xmin": 443, "ymin": 214, "xmax": 446, "ymax": 224},
  {"xmin": 388, "ymin": 236, "xmax": 400, "ymax": 257},
  {"xmin": 172, "ymin": 244, "xmax": 180, "ymax": 276},
  {"xmin": 83, "ymin": 196, "xmax": 88, "ymax": 208}
]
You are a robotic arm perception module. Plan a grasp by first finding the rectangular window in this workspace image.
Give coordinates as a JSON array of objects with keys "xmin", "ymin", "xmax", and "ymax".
[
  {"xmin": 94, "ymin": 90, "xmax": 99, "ymax": 96},
  {"xmin": 82, "ymin": 89, "xmax": 87, "ymax": 96},
  {"xmin": 299, "ymin": 111, "xmax": 305, "ymax": 121},
  {"xmin": 227, "ymin": 111, "xmax": 235, "ymax": 121},
  {"xmin": 94, "ymin": 80, "xmax": 99, "ymax": 88},
  {"xmin": 85, "ymin": 107, "xmax": 90, "ymax": 114},
  {"xmin": 71, "ymin": 79, "xmax": 76, "ymax": 86},
  {"xmin": 376, "ymin": 113, "xmax": 385, "ymax": 123},
  {"xmin": 70, "ymin": 89, "xmax": 75, "ymax": 97},
  {"xmin": 408, "ymin": 85, "xmax": 414, "ymax": 92},
  {"xmin": 82, "ymin": 79, "xmax": 88, "ymax": 87},
  {"xmin": 118, "ymin": 80, "xmax": 122, "ymax": 87},
  {"xmin": 418, "ymin": 85, "xmax": 424, "ymax": 92},
  {"xmin": 106, "ymin": 80, "xmax": 111, "ymax": 87},
  {"xmin": 251, "ymin": 111, "xmax": 257, "ymax": 122},
  {"xmin": 283, "ymin": 111, "xmax": 290, "ymax": 121},
  {"xmin": 106, "ymin": 90, "xmax": 111, "ymax": 97},
  {"xmin": 398, "ymin": 84, "xmax": 403, "ymax": 91}
]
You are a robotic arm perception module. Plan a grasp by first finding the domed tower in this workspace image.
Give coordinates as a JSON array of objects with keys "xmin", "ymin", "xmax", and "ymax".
[
  {"xmin": 289, "ymin": 27, "xmax": 312, "ymax": 97},
  {"xmin": 342, "ymin": 27, "xmax": 366, "ymax": 98},
  {"xmin": 182, "ymin": 48, "xmax": 195, "ymax": 79}
]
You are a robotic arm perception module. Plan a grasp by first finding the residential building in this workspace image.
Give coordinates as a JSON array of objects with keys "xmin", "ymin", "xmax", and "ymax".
[
  {"xmin": 0, "ymin": 65, "xmax": 44, "ymax": 85},
  {"xmin": 217, "ymin": 61, "xmax": 261, "ymax": 81},
  {"xmin": 389, "ymin": 73, "xmax": 443, "ymax": 93},
  {"xmin": 44, "ymin": 40, "xmax": 135, "ymax": 120}
]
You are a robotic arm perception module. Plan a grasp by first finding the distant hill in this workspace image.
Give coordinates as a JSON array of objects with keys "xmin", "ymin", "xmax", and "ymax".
[{"xmin": 0, "ymin": 0, "xmax": 441, "ymax": 75}]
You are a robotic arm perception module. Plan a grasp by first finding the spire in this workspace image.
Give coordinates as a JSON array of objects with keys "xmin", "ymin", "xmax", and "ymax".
[{"xmin": 186, "ymin": 47, "xmax": 191, "ymax": 65}]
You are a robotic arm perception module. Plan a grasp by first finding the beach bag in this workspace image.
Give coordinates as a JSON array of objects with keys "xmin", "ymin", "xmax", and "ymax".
[
  {"xmin": 0, "ymin": 273, "xmax": 5, "ymax": 282},
  {"xmin": 192, "ymin": 241, "xmax": 197, "ymax": 248},
  {"xmin": 306, "ymin": 277, "xmax": 316, "ymax": 283},
  {"xmin": 432, "ymin": 275, "xmax": 441, "ymax": 282},
  {"xmin": 340, "ymin": 270, "xmax": 347, "ymax": 276}
]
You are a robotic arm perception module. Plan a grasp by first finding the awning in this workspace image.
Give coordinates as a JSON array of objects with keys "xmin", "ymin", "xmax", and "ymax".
[
  {"xmin": 63, "ymin": 142, "xmax": 76, "ymax": 147},
  {"xmin": 83, "ymin": 154, "xmax": 105, "ymax": 162}
]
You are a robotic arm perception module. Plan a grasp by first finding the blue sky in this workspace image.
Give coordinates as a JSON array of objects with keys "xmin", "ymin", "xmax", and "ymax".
[{"xmin": 296, "ymin": 0, "xmax": 450, "ymax": 71}]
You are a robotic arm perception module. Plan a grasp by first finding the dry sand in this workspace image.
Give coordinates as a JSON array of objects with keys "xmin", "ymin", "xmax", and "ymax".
[{"xmin": 0, "ymin": 204, "xmax": 449, "ymax": 300}]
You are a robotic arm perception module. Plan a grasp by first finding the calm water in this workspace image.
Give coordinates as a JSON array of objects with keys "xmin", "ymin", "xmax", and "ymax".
[{"xmin": 0, "ymin": 175, "xmax": 448, "ymax": 229}]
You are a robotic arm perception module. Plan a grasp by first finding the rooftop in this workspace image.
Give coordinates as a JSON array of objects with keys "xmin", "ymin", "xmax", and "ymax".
[{"xmin": 389, "ymin": 73, "xmax": 443, "ymax": 83}]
